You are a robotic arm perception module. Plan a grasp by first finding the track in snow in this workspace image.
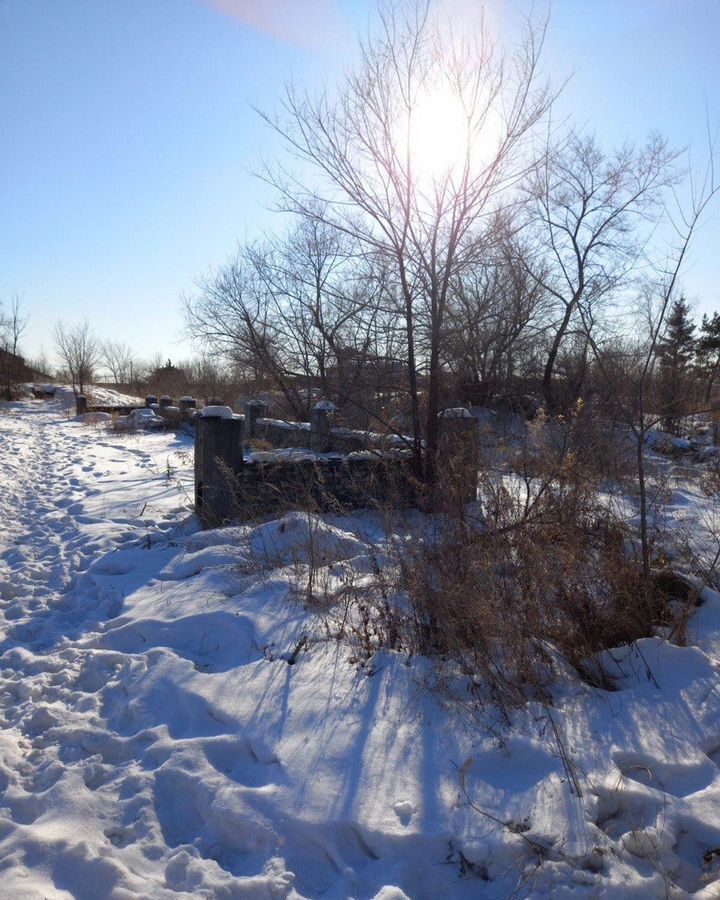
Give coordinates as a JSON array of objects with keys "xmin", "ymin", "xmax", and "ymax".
[{"xmin": 0, "ymin": 403, "xmax": 219, "ymax": 899}]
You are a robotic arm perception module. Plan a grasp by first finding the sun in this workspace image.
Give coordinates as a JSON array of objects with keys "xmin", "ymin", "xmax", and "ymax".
[
  {"xmin": 398, "ymin": 82, "xmax": 501, "ymax": 186},
  {"xmin": 404, "ymin": 85, "xmax": 471, "ymax": 182}
]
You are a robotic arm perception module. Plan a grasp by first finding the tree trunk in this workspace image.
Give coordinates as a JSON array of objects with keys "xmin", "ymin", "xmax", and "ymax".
[
  {"xmin": 424, "ymin": 327, "xmax": 442, "ymax": 487},
  {"xmin": 636, "ymin": 430, "xmax": 651, "ymax": 581},
  {"xmin": 401, "ymin": 282, "xmax": 423, "ymax": 480},
  {"xmin": 542, "ymin": 300, "xmax": 575, "ymax": 412}
]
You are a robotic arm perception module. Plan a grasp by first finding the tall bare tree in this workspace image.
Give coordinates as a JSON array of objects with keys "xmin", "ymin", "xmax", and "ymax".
[
  {"xmin": 258, "ymin": 2, "xmax": 554, "ymax": 479},
  {"xmin": 102, "ymin": 339, "xmax": 137, "ymax": 385},
  {"xmin": 54, "ymin": 321, "xmax": 100, "ymax": 396},
  {"xmin": 527, "ymin": 131, "xmax": 678, "ymax": 411},
  {"xmin": 578, "ymin": 150, "xmax": 718, "ymax": 579}
]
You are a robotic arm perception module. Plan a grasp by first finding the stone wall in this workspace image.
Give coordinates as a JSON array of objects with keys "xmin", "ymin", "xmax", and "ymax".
[
  {"xmin": 251, "ymin": 418, "xmax": 372, "ymax": 453},
  {"xmin": 220, "ymin": 454, "xmax": 420, "ymax": 524},
  {"xmin": 194, "ymin": 405, "xmax": 421, "ymax": 527}
]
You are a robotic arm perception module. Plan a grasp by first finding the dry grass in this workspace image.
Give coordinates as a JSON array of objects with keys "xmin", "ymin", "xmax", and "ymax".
[
  {"xmin": 294, "ymin": 407, "xmax": 695, "ymax": 709},
  {"xmin": 204, "ymin": 406, "xmax": 698, "ymax": 706}
]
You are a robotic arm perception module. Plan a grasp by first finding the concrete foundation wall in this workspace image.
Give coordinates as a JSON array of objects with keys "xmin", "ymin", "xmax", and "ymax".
[{"xmin": 207, "ymin": 453, "xmax": 420, "ymax": 525}]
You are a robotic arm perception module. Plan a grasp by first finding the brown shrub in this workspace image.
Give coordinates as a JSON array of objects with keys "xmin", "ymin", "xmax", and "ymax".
[{"xmin": 297, "ymin": 407, "xmax": 689, "ymax": 708}]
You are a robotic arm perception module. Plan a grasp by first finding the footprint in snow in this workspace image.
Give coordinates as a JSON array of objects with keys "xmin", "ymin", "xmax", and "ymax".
[{"xmin": 104, "ymin": 826, "xmax": 136, "ymax": 848}]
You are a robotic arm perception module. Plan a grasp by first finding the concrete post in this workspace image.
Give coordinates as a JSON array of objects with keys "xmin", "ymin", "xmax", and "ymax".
[
  {"xmin": 310, "ymin": 400, "xmax": 337, "ymax": 452},
  {"xmin": 75, "ymin": 394, "xmax": 87, "ymax": 416},
  {"xmin": 195, "ymin": 408, "xmax": 244, "ymax": 528},
  {"xmin": 145, "ymin": 395, "xmax": 158, "ymax": 408},
  {"xmin": 179, "ymin": 396, "xmax": 197, "ymax": 416},
  {"xmin": 244, "ymin": 399, "xmax": 268, "ymax": 440},
  {"xmin": 159, "ymin": 395, "xmax": 173, "ymax": 410},
  {"xmin": 437, "ymin": 408, "xmax": 479, "ymax": 505}
]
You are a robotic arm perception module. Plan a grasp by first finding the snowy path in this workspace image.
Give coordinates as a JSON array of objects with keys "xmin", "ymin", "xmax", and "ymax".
[
  {"xmin": 0, "ymin": 407, "xmax": 130, "ymax": 641},
  {"xmin": 0, "ymin": 403, "xmax": 203, "ymax": 898},
  {"xmin": 4, "ymin": 401, "xmax": 720, "ymax": 898}
]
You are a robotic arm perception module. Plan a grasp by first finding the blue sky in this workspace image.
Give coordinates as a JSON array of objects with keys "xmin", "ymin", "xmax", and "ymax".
[{"xmin": 1, "ymin": 0, "xmax": 718, "ymax": 365}]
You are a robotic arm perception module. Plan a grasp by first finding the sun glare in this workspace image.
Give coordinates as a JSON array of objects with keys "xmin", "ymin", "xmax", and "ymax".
[
  {"xmin": 400, "ymin": 82, "xmax": 502, "ymax": 185},
  {"xmin": 405, "ymin": 86, "xmax": 470, "ymax": 182}
]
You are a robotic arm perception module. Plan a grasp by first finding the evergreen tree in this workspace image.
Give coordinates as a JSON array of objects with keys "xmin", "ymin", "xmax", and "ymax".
[
  {"xmin": 696, "ymin": 311, "xmax": 720, "ymax": 403},
  {"xmin": 656, "ymin": 296, "xmax": 696, "ymax": 434}
]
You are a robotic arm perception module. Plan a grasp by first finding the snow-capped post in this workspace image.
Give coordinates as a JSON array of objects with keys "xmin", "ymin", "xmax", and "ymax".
[
  {"xmin": 179, "ymin": 396, "xmax": 197, "ymax": 416},
  {"xmin": 311, "ymin": 400, "xmax": 337, "ymax": 452},
  {"xmin": 145, "ymin": 395, "xmax": 158, "ymax": 408},
  {"xmin": 159, "ymin": 395, "xmax": 173, "ymax": 410},
  {"xmin": 195, "ymin": 405, "xmax": 244, "ymax": 527},
  {"xmin": 75, "ymin": 394, "xmax": 87, "ymax": 416},
  {"xmin": 244, "ymin": 399, "xmax": 268, "ymax": 440},
  {"xmin": 437, "ymin": 408, "xmax": 479, "ymax": 504}
]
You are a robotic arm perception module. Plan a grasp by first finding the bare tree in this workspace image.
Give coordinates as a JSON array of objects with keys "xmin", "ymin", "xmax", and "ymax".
[
  {"xmin": 0, "ymin": 295, "xmax": 29, "ymax": 400},
  {"xmin": 102, "ymin": 339, "xmax": 137, "ymax": 385},
  {"xmin": 257, "ymin": 2, "xmax": 554, "ymax": 480},
  {"xmin": 527, "ymin": 131, "xmax": 678, "ymax": 411},
  {"xmin": 187, "ymin": 215, "xmax": 399, "ymax": 423},
  {"xmin": 28, "ymin": 347, "xmax": 52, "ymax": 380},
  {"xmin": 247, "ymin": 215, "xmax": 401, "ymax": 420},
  {"xmin": 54, "ymin": 321, "xmax": 101, "ymax": 396},
  {"xmin": 443, "ymin": 231, "xmax": 550, "ymax": 405},
  {"xmin": 181, "ymin": 354, "xmax": 235, "ymax": 403},
  {"xmin": 188, "ymin": 248, "xmax": 311, "ymax": 418},
  {"xmin": 579, "ymin": 148, "xmax": 718, "ymax": 579}
]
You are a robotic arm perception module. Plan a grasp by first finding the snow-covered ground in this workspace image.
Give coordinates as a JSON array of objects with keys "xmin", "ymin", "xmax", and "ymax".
[
  {"xmin": 30, "ymin": 385, "xmax": 146, "ymax": 408},
  {"xmin": 3, "ymin": 397, "xmax": 720, "ymax": 897}
]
